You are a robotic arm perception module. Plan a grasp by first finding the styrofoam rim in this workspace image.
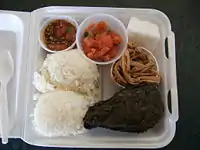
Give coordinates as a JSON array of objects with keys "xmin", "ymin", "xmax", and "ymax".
[
  {"xmin": 38, "ymin": 16, "xmax": 78, "ymax": 53},
  {"xmin": 76, "ymin": 13, "xmax": 128, "ymax": 65},
  {"xmin": 111, "ymin": 46, "xmax": 159, "ymax": 87}
]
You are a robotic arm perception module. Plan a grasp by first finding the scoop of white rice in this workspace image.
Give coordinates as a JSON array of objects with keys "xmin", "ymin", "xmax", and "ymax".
[
  {"xmin": 34, "ymin": 91, "xmax": 89, "ymax": 137},
  {"xmin": 35, "ymin": 49, "xmax": 100, "ymax": 104}
]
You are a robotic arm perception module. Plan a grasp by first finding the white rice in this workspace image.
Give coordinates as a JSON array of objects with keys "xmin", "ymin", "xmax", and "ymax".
[
  {"xmin": 33, "ymin": 91, "xmax": 89, "ymax": 137},
  {"xmin": 33, "ymin": 49, "xmax": 100, "ymax": 104}
]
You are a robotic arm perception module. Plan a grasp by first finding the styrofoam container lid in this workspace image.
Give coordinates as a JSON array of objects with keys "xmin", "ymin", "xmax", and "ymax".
[{"xmin": 76, "ymin": 13, "xmax": 128, "ymax": 65}]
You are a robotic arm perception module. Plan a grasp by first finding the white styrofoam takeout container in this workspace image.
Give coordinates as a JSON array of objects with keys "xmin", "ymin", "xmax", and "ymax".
[{"xmin": 0, "ymin": 6, "xmax": 178, "ymax": 149}]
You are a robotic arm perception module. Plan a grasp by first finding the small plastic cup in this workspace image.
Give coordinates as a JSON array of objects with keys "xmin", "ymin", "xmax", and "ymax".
[
  {"xmin": 111, "ymin": 46, "xmax": 159, "ymax": 87},
  {"xmin": 39, "ymin": 16, "xmax": 78, "ymax": 53},
  {"xmin": 76, "ymin": 13, "xmax": 128, "ymax": 65}
]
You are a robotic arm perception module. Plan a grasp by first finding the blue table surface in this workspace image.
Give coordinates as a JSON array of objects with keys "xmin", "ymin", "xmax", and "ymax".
[{"xmin": 0, "ymin": 0, "xmax": 200, "ymax": 149}]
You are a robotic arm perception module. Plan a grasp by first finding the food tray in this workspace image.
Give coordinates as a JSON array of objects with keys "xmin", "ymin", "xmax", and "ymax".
[{"xmin": 0, "ymin": 6, "xmax": 178, "ymax": 149}]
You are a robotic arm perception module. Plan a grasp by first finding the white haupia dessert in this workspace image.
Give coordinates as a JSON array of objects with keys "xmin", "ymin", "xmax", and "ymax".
[{"xmin": 127, "ymin": 17, "xmax": 160, "ymax": 52}]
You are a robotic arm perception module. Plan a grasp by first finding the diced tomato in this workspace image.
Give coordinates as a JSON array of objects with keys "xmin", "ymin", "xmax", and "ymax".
[
  {"xmin": 101, "ymin": 47, "xmax": 111, "ymax": 56},
  {"xmin": 110, "ymin": 31, "xmax": 117, "ymax": 38},
  {"xmin": 110, "ymin": 32, "xmax": 122, "ymax": 45},
  {"xmin": 83, "ymin": 37, "xmax": 99, "ymax": 49},
  {"xmin": 88, "ymin": 23, "xmax": 95, "ymax": 30},
  {"xmin": 87, "ymin": 52, "xmax": 95, "ymax": 59},
  {"xmin": 100, "ymin": 35, "xmax": 113, "ymax": 48},
  {"xmin": 95, "ymin": 56, "xmax": 104, "ymax": 62},
  {"xmin": 93, "ymin": 50, "xmax": 103, "ymax": 60},
  {"xmin": 107, "ymin": 48, "xmax": 118, "ymax": 58},
  {"xmin": 95, "ymin": 32, "xmax": 107, "ymax": 40},
  {"xmin": 95, "ymin": 34, "xmax": 100, "ymax": 40},
  {"xmin": 91, "ymin": 53, "xmax": 99, "ymax": 60},
  {"xmin": 83, "ymin": 37, "xmax": 93, "ymax": 48},
  {"xmin": 113, "ymin": 35, "xmax": 122, "ymax": 45},
  {"xmin": 91, "ymin": 48, "xmax": 97, "ymax": 54},
  {"xmin": 103, "ymin": 55, "xmax": 111, "ymax": 61},
  {"xmin": 82, "ymin": 21, "xmax": 122, "ymax": 62},
  {"xmin": 82, "ymin": 43, "xmax": 91, "ymax": 53},
  {"xmin": 95, "ymin": 21, "xmax": 107, "ymax": 33},
  {"xmin": 94, "ymin": 40, "xmax": 100, "ymax": 48}
]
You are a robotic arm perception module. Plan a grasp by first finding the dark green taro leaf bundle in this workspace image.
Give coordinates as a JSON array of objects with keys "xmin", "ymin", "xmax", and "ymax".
[{"xmin": 83, "ymin": 84, "xmax": 164, "ymax": 133}]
